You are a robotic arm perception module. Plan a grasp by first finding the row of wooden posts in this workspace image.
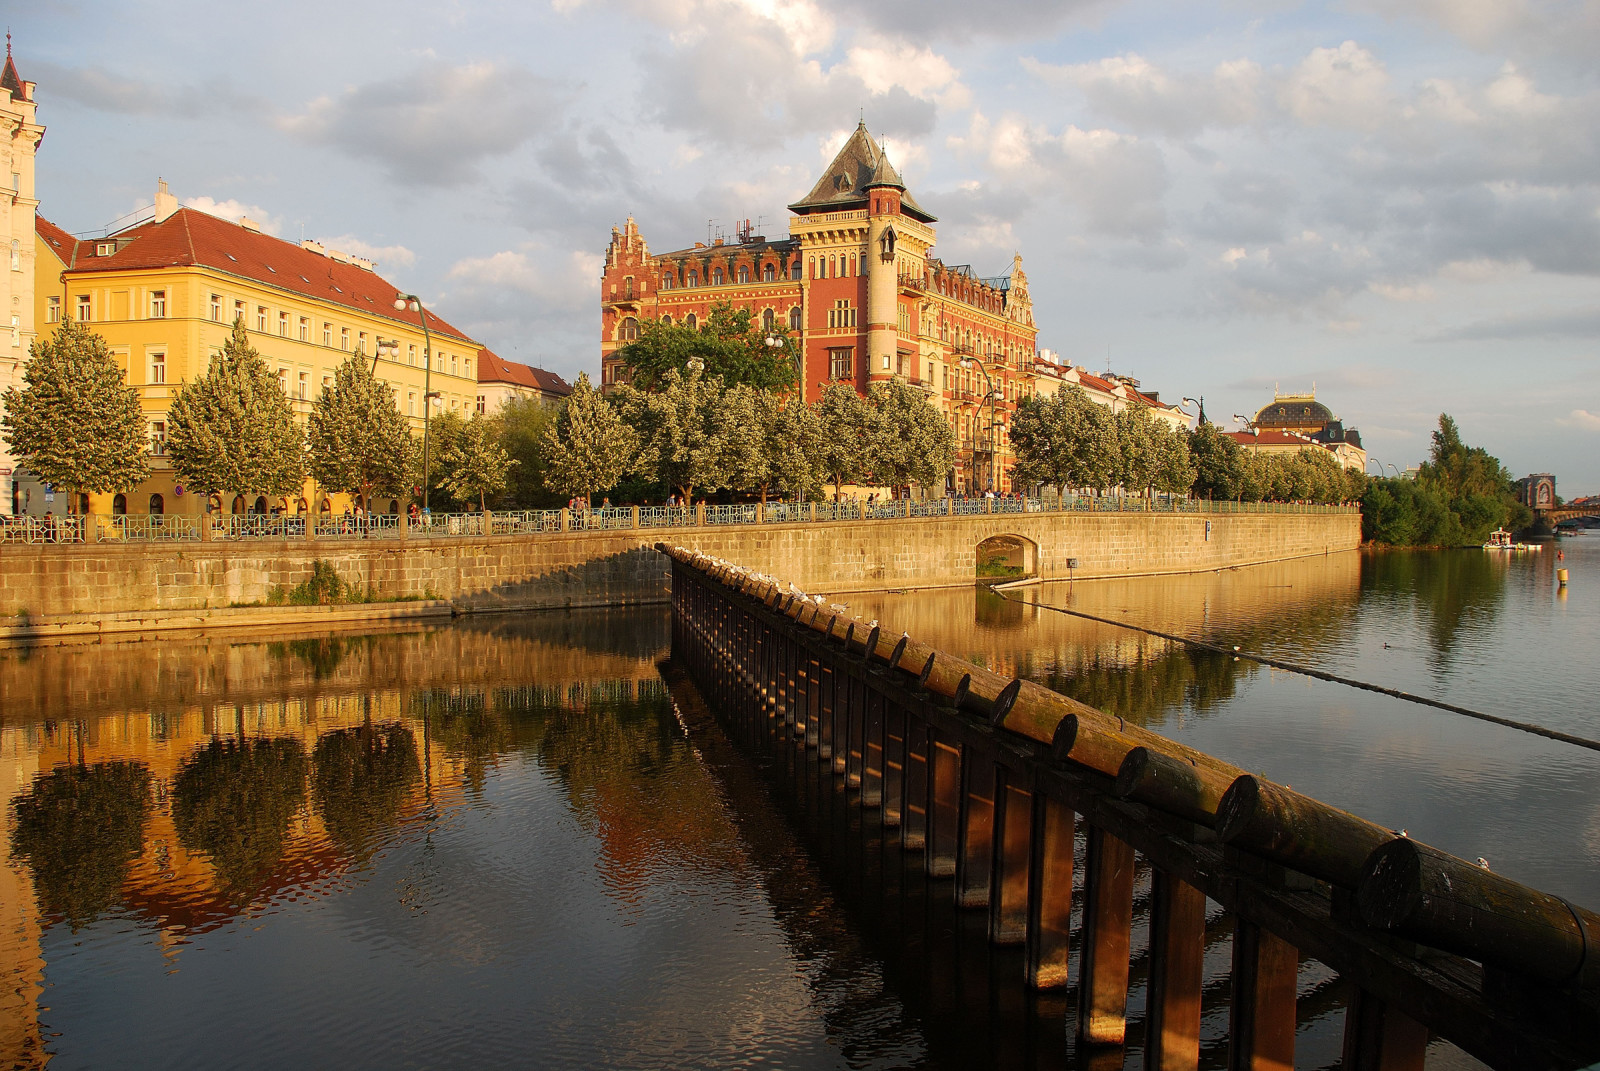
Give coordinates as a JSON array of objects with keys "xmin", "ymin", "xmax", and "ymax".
[{"xmin": 662, "ymin": 544, "xmax": 1600, "ymax": 1071}]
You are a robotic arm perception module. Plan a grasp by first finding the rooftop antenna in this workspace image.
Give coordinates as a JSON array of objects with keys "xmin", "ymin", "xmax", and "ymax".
[{"xmin": 706, "ymin": 219, "xmax": 714, "ymax": 246}]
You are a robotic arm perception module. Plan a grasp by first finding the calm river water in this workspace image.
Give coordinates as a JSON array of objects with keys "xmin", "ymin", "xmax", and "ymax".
[{"xmin": 1, "ymin": 541, "xmax": 1594, "ymax": 1069}]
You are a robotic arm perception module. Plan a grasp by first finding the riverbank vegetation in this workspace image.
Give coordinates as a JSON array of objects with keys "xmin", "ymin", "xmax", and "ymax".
[{"xmin": 1361, "ymin": 415, "xmax": 1530, "ymax": 546}]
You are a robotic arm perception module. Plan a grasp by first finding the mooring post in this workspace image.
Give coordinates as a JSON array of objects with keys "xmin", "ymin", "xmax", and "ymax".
[
  {"xmin": 1229, "ymin": 920, "xmax": 1298, "ymax": 1071},
  {"xmin": 928, "ymin": 736, "xmax": 963, "ymax": 878},
  {"xmin": 1077, "ymin": 825, "xmax": 1137, "ymax": 1046},
  {"xmin": 1340, "ymin": 988, "xmax": 1428, "ymax": 1071},
  {"xmin": 1145, "ymin": 870, "xmax": 1207, "ymax": 1071},
  {"xmin": 1025, "ymin": 792, "xmax": 1076, "ymax": 987},
  {"xmin": 902, "ymin": 721, "xmax": 929, "ymax": 851},
  {"xmin": 861, "ymin": 690, "xmax": 885, "ymax": 808},
  {"xmin": 989, "ymin": 771, "xmax": 1033, "ymax": 944},
  {"xmin": 881, "ymin": 702, "xmax": 907, "ymax": 829},
  {"xmin": 956, "ymin": 754, "xmax": 997, "ymax": 908}
]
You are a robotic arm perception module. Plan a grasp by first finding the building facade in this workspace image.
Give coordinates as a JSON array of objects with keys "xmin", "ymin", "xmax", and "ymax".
[
  {"xmin": 22, "ymin": 182, "xmax": 482, "ymax": 517},
  {"xmin": 0, "ymin": 46, "xmax": 43, "ymax": 515},
  {"xmin": 601, "ymin": 122, "xmax": 1063, "ymax": 494},
  {"xmin": 1226, "ymin": 389, "xmax": 1367, "ymax": 472},
  {"xmin": 1516, "ymin": 473, "xmax": 1555, "ymax": 511},
  {"xmin": 475, "ymin": 348, "xmax": 571, "ymax": 415}
]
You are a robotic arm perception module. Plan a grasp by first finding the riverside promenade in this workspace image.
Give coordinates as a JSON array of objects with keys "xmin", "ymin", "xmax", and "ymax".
[{"xmin": 1, "ymin": 498, "xmax": 1358, "ymax": 634}]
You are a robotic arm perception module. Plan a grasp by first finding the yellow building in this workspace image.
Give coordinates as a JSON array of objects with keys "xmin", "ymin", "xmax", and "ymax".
[
  {"xmin": 1, "ymin": 46, "xmax": 44, "ymax": 516},
  {"xmin": 21, "ymin": 182, "xmax": 483, "ymax": 517}
]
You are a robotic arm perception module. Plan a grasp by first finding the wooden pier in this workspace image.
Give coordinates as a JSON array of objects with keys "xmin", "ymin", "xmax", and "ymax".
[{"xmin": 662, "ymin": 545, "xmax": 1600, "ymax": 1070}]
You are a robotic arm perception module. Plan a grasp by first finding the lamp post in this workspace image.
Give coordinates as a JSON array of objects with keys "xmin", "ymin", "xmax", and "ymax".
[
  {"xmin": 1181, "ymin": 396, "xmax": 1206, "ymax": 425},
  {"xmin": 373, "ymin": 336, "xmax": 400, "ymax": 375},
  {"xmin": 1386, "ymin": 463, "xmax": 1402, "ymax": 477},
  {"xmin": 764, "ymin": 333, "xmax": 802, "ymax": 402},
  {"xmin": 959, "ymin": 357, "xmax": 998, "ymax": 492},
  {"xmin": 1365, "ymin": 456, "xmax": 1383, "ymax": 477},
  {"xmin": 394, "ymin": 294, "xmax": 435, "ymax": 510}
]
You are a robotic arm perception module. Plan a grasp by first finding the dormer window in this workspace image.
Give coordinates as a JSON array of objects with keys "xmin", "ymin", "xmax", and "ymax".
[
  {"xmin": 97, "ymin": 241, "xmax": 116, "ymax": 257},
  {"xmin": 834, "ymin": 173, "xmax": 852, "ymax": 193}
]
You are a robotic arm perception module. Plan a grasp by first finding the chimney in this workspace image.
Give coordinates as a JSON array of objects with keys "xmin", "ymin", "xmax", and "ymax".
[
  {"xmin": 154, "ymin": 178, "xmax": 179, "ymax": 223},
  {"xmin": 300, "ymin": 239, "xmax": 326, "ymax": 256},
  {"xmin": 239, "ymin": 216, "xmax": 261, "ymax": 233}
]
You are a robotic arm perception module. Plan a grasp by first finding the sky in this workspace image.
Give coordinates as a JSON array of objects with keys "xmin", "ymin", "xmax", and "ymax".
[{"xmin": 12, "ymin": 0, "xmax": 1600, "ymax": 490}]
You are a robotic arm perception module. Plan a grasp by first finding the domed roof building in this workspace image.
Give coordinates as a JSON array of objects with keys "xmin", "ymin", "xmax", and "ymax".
[
  {"xmin": 1226, "ymin": 388, "xmax": 1368, "ymax": 472},
  {"xmin": 1255, "ymin": 394, "xmax": 1335, "ymax": 431}
]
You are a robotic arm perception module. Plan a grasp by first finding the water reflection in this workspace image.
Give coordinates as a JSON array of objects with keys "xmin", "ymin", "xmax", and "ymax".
[
  {"xmin": 1356, "ymin": 549, "xmax": 1508, "ymax": 677},
  {"xmin": 9, "ymin": 758, "xmax": 151, "ymax": 928},
  {"xmin": 311, "ymin": 718, "xmax": 420, "ymax": 862},
  {"xmin": 172, "ymin": 735, "xmax": 309, "ymax": 902}
]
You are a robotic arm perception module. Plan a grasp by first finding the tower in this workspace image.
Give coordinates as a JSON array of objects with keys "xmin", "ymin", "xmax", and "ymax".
[
  {"xmin": 863, "ymin": 146, "xmax": 905, "ymax": 386},
  {"xmin": 1, "ymin": 38, "xmax": 43, "ymax": 514}
]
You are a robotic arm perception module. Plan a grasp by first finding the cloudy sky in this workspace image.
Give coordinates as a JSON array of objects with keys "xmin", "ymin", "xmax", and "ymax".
[{"xmin": 15, "ymin": 0, "xmax": 1600, "ymax": 487}]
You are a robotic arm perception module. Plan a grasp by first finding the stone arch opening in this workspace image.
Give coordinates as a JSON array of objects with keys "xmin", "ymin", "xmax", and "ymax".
[{"xmin": 976, "ymin": 534, "xmax": 1037, "ymax": 581}]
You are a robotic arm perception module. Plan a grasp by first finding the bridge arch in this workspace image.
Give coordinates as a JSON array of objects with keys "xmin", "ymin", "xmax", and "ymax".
[{"xmin": 976, "ymin": 533, "xmax": 1038, "ymax": 580}]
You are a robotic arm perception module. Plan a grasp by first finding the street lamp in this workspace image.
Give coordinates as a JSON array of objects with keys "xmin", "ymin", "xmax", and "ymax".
[
  {"xmin": 959, "ymin": 357, "xmax": 998, "ymax": 493},
  {"xmin": 1181, "ymin": 396, "xmax": 1206, "ymax": 425},
  {"xmin": 393, "ymin": 293, "xmax": 435, "ymax": 510},
  {"xmin": 765, "ymin": 333, "xmax": 803, "ymax": 402},
  {"xmin": 373, "ymin": 336, "xmax": 401, "ymax": 374},
  {"xmin": 1386, "ymin": 463, "xmax": 1402, "ymax": 477},
  {"xmin": 1365, "ymin": 456, "xmax": 1383, "ymax": 477}
]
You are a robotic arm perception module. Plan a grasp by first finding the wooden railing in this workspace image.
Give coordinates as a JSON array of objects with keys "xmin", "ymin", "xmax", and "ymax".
[{"xmin": 661, "ymin": 545, "xmax": 1600, "ymax": 1070}]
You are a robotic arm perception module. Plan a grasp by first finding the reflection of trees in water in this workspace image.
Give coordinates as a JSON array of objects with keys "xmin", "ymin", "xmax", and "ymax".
[
  {"xmin": 312, "ymin": 719, "xmax": 420, "ymax": 862},
  {"xmin": 1361, "ymin": 549, "xmax": 1506, "ymax": 674},
  {"xmin": 9, "ymin": 760, "xmax": 151, "ymax": 928},
  {"xmin": 460, "ymin": 606, "xmax": 670, "ymax": 662},
  {"xmin": 1037, "ymin": 642, "xmax": 1247, "ymax": 732},
  {"xmin": 268, "ymin": 636, "xmax": 365, "ymax": 680},
  {"xmin": 414, "ymin": 690, "xmax": 513, "ymax": 797},
  {"xmin": 172, "ymin": 737, "xmax": 308, "ymax": 900},
  {"xmin": 974, "ymin": 587, "xmax": 1032, "ymax": 631}
]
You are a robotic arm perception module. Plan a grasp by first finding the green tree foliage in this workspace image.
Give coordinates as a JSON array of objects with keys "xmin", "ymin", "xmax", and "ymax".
[
  {"xmin": 1362, "ymin": 414, "xmax": 1527, "ymax": 546},
  {"xmin": 308, "ymin": 354, "xmax": 416, "ymax": 507},
  {"xmin": 1, "ymin": 318, "xmax": 150, "ymax": 499},
  {"xmin": 813, "ymin": 382, "xmax": 874, "ymax": 499},
  {"xmin": 1362, "ymin": 478, "xmax": 1464, "ymax": 546},
  {"xmin": 1187, "ymin": 421, "xmax": 1243, "ymax": 499},
  {"xmin": 542, "ymin": 372, "xmax": 637, "ymax": 506},
  {"xmin": 868, "ymin": 379, "xmax": 956, "ymax": 496},
  {"xmin": 421, "ymin": 408, "xmax": 468, "ymax": 510},
  {"xmin": 166, "ymin": 317, "xmax": 305, "ymax": 497},
  {"xmin": 496, "ymin": 396, "xmax": 561, "ymax": 508},
  {"xmin": 9, "ymin": 760, "xmax": 151, "ymax": 928},
  {"xmin": 617, "ymin": 302, "xmax": 798, "ymax": 391},
  {"xmin": 439, "ymin": 414, "xmax": 517, "ymax": 510},
  {"xmin": 615, "ymin": 365, "xmax": 734, "ymax": 503},
  {"xmin": 172, "ymin": 736, "xmax": 308, "ymax": 900},
  {"xmin": 1009, "ymin": 391, "xmax": 1078, "ymax": 495},
  {"xmin": 765, "ymin": 394, "xmax": 825, "ymax": 502},
  {"xmin": 1152, "ymin": 422, "xmax": 1197, "ymax": 495},
  {"xmin": 1114, "ymin": 405, "xmax": 1161, "ymax": 497}
]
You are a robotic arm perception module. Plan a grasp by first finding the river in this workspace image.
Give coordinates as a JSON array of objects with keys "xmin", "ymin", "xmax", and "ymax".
[{"xmin": 0, "ymin": 541, "xmax": 1593, "ymax": 1069}]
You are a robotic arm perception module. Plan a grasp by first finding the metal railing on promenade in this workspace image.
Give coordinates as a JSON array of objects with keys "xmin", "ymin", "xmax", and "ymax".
[
  {"xmin": 5, "ymin": 496, "xmax": 1358, "ymax": 548},
  {"xmin": 663, "ymin": 546, "xmax": 1600, "ymax": 1070}
]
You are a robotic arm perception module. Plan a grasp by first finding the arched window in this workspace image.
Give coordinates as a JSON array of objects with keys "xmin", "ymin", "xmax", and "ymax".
[
  {"xmin": 389, "ymin": 499, "xmax": 399, "ymax": 514},
  {"xmin": 661, "ymin": 273, "xmax": 675, "ymax": 290},
  {"xmin": 809, "ymin": 257, "xmax": 816, "ymax": 279},
  {"xmin": 685, "ymin": 313, "xmax": 698, "ymax": 329},
  {"xmin": 791, "ymin": 261, "xmax": 802, "ymax": 281},
  {"xmin": 254, "ymin": 495, "xmax": 268, "ymax": 514},
  {"xmin": 827, "ymin": 256, "xmax": 835, "ymax": 278},
  {"xmin": 850, "ymin": 254, "xmax": 857, "ymax": 277},
  {"xmin": 298, "ymin": 498, "xmax": 309, "ymax": 515},
  {"xmin": 112, "ymin": 493, "xmax": 127, "ymax": 516},
  {"xmin": 738, "ymin": 265, "xmax": 750, "ymax": 283},
  {"xmin": 762, "ymin": 263, "xmax": 775, "ymax": 282},
  {"xmin": 321, "ymin": 498, "xmax": 332, "ymax": 514},
  {"xmin": 149, "ymin": 493, "xmax": 165, "ymax": 515},
  {"xmin": 661, "ymin": 314, "xmax": 673, "ymax": 325},
  {"xmin": 762, "ymin": 308, "xmax": 775, "ymax": 332},
  {"xmin": 789, "ymin": 307, "xmax": 802, "ymax": 331},
  {"xmin": 712, "ymin": 267, "xmax": 725, "ymax": 285},
  {"xmin": 619, "ymin": 317, "xmax": 639, "ymax": 341},
  {"xmin": 231, "ymin": 495, "xmax": 246, "ymax": 515},
  {"xmin": 687, "ymin": 270, "xmax": 698, "ymax": 287}
]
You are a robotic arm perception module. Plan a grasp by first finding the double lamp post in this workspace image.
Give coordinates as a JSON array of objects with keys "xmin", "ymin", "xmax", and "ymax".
[{"xmin": 394, "ymin": 293, "xmax": 438, "ymax": 512}]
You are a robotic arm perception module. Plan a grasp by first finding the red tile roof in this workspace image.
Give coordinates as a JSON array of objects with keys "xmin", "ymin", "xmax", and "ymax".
[
  {"xmin": 35, "ymin": 214, "xmax": 86, "ymax": 268},
  {"xmin": 58, "ymin": 207, "xmax": 477, "ymax": 345},
  {"xmin": 1225, "ymin": 429, "xmax": 1324, "ymax": 447},
  {"xmin": 477, "ymin": 348, "xmax": 572, "ymax": 396}
]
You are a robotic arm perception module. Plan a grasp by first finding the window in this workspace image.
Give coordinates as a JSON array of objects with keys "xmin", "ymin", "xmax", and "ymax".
[
  {"xmin": 712, "ymin": 268, "xmax": 724, "ymax": 285},
  {"xmin": 256, "ymin": 306, "xmax": 268, "ymax": 331},
  {"xmin": 791, "ymin": 262, "xmax": 802, "ymax": 281},
  {"xmin": 789, "ymin": 307, "xmax": 801, "ymax": 331},
  {"xmin": 340, "ymin": 327, "xmax": 349, "ymax": 351},
  {"xmin": 279, "ymin": 311, "xmax": 290, "ymax": 336},
  {"xmin": 234, "ymin": 299, "xmax": 246, "ymax": 325},
  {"xmin": 661, "ymin": 273, "xmax": 674, "ymax": 290},
  {"xmin": 738, "ymin": 265, "xmax": 749, "ymax": 284},
  {"xmin": 149, "ymin": 351, "xmax": 166, "ymax": 384},
  {"xmin": 407, "ymin": 392, "xmax": 416, "ymax": 416},
  {"xmin": 97, "ymin": 241, "xmax": 116, "ymax": 257},
  {"xmin": 9, "ymin": 239, "xmax": 18, "ymax": 271},
  {"xmin": 9, "ymin": 314, "xmax": 17, "ymax": 347},
  {"xmin": 278, "ymin": 368, "xmax": 288, "ymax": 394},
  {"xmin": 210, "ymin": 294, "xmax": 222, "ymax": 321},
  {"xmin": 76, "ymin": 295, "xmax": 91, "ymax": 321},
  {"xmin": 47, "ymin": 296, "xmax": 60, "ymax": 323},
  {"xmin": 623, "ymin": 276, "xmax": 635, "ymax": 299},
  {"xmin": 685, "ymin": 313, "xmax": 698, "ymax": 330},
  {"xmin": 762, "ymin": 308, "xmax": 774, "ymax": 332},
  {"xmin": 450, "ymin": 354, "xmax": 457, "ymax": 376},
  {"xmin": 358, "ymin": 331, "xmax": 367, "ymax": 355},
  {"xmin": 299, "ymin": 316, "xmax": 309, "ymax": 342},
  {"xmin": 687, "ymin": 270, "xmax": 698, "ymax": 287},
  {"xmin": 322, "ymin": 375, "xmax": 332, "ymax": 391},
  {"xmin": 464, "ymin": 357, "xmax": 472, "ymax": 379},
  {"xmin": 476, "ymin": 395, "xmax": 486, "ymax": 415},
  {"xmin": 149, "ymin": 493, "xmax": 165, "ymax": 515},
  {"xmin": 149, "ymin": 290, "xmax": 166, "ymax": 318},
  {"xmin": 661, "ymin": 314, "xmax": 672, "ymax": 326},
  {"xmin": 761, "ymin": 264, "xmax": 774, "ymax": 282},
  {"xmin": 297, "ymin": 372, "xmax": 309, "ymax": 400},
  {"xmin": 618, "ymin": 316, "xmax": 639, "ymax": 341},
  {"xmin": 150, "ymin": 421, "xmax": 167, "ymax": 456},
  {"xmin": 829, "ymin": 347, "xmax": 853, "ymax": 380},
  {"xmin": 809, "ymin": 257, "xmax": 816, "ymax": 279},
  {"xmin": 826, "ymin": 300, "xmax": 856, "ymax": 329},
  {"xmin": 850, "ymin": 255, "xmax": 857, "ymax": 277},
  {"xmin": 408, "ymin": 344, "xmax": 416, "ymax": 366},
  {"xmin": 827, "ymin": 256, "xmax": 835, "ymax": 278}
]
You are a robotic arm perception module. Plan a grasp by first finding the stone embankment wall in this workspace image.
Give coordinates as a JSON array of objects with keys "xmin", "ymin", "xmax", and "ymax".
[{"xmin": 1, "ymin": 511, "xmax": 1360, "ymax": 624}]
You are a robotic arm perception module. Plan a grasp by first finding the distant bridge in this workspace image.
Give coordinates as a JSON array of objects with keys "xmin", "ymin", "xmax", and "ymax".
[{"xmin": 1537, "ymin": 506, "xmax": 1600, "ymax": 526}]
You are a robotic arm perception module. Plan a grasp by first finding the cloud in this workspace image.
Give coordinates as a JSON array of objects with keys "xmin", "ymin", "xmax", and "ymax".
[
  {"xmin": 1025, "ymin": 53, "xmax": 1263, "ymax": 137},
  {"xmin": 441, "ymin": 246, "xmax": 605, "ymax": 377},
  {"xmin": 1281, "ymin": 41, "xmax": 1392, "ymax": 130},
  {"xmin": 1559, "ymin": 409, "xmax": 1600, "ymax": 431},
  {"xmin": 827, "ymin": 0, "xmax": 1111, "ymax": 43},
  {"xmin": 1423, "ymin": 306, "xmax": 1600, "ymax": 341},
  {"xmin": 25, "ymin": 60, "xmax": 264, "ymax": 118},
  {"xmin": 318, "ymin": 234, "xmax": 417, "ymax": 269},
  {"xmin": 183, "ymin": 196, "xmax": 283, "ymax": 235},
  {"xmin": 278, "ymin": 61, "xmax": 563, "ymax": 185}
]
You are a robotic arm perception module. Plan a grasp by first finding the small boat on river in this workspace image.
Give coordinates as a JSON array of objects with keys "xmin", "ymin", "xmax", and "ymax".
[{"xmin": 1483, "ymin": 528, "xmax": 1539, "ymax": 551}]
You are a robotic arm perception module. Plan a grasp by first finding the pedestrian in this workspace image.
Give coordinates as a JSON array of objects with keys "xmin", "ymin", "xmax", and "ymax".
[{"xmin": 601, "ymin": 497, "xmax": 611, "ymax": 509}]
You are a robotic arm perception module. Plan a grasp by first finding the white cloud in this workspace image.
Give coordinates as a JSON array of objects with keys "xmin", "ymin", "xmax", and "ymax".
[
  {"xmin": 1025, "ymin": 53, "xmax": 1262, "ymax": 137},
  {"xmin": 1281, "ymin": 41, "xmax": 1391, "ymax": 130},
  {"xmin": 318, "ymin": 234, "xmax": 417, "ymax": 269},
  {"xmin": 183, "ymin": 196, "xmax": 282, "ymax": 235},
  {"xmin": 1559, "ymin": 409, "xmax": 1600, "ymax": 431}
]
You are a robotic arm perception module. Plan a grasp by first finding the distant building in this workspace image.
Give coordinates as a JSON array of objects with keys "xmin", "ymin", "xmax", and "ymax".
[
  {"xmin": 1031, "ymin": 359, "xmax": 1193, "ymax": 431},
  {"xmin": 475, "ymin": 349, "xmax": 571, "ymax": 415},
  {"xmin": 1226, "ymin": 389, "xmax": 1367, "ymax": 471},
  {"xmin": 1516, "ymin": 473, "xmax": 1555, "ymax": 510},
  {"xmin": 0, "ymin": 44, "xmax": 43, "ymax": 515}
]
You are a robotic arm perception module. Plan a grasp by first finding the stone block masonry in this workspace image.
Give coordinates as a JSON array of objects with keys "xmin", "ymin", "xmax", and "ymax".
[{"xmin": 0, "ymin": 511, "xmax": 1360, "ymax": 621}]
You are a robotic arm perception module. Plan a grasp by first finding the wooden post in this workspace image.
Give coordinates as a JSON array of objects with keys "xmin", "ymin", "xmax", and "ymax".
[
  {"xmin": 861, "ymin": 690, "xmax": 884, "ymax": 808},
  {"xmin": 1145, "ymin": 871, "xmax": 1207, "ymax": 1071},
  {"xmin": 928, "ymin": 737, "xmax": 962, "ymax": 878},
  {"xmin": 902, "ymin": 724, "xmax": 929, "ymax": 851},
  {"xmin": 882, "ymin": 702, "xmax": 906, "ymax": 829},
  {"xmin": 989, "ymin": 773, "xmax": 1032, "ymax": 944},
  {"xmin": 1025, "ymin": 792, "xmax": 1074, "ymax": 987},
  {"xmin": 1229, "ymin": 920, "xmax": 1298, "ymax": 1071},
  {"xmin": 1341, "ymin": 989, "xmax": 1429, "ymax": 1071},
  {"xmin": 1077, "ymin": 826, "xmax": 1136, "ymax": 1047},
  {"xmin": 956, "ymin": 753, "xmax": 996, "ymax": 908}
]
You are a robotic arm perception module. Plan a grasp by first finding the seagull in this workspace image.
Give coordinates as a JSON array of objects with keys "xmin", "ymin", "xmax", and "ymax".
[{"xmin": 1476, "ymin": 857, "xmax": 1491, "ymax": 871}]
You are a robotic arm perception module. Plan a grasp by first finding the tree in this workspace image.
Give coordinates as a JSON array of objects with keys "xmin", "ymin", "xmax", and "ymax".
[
  {"xmin": 497, "ymin": 395, "xmax": 561, "ymax": 508},
  {"xmin": 307, "ymin": 354, "xmax": 416, "ymax": 509},
  {"xmin": 1, "ymin": 317, "xmax": 149, "ymax": 504},
  {"xmin": 1010, "ymin": 392, "xmax": 1078, "ymax": 496},
  {"xmin": 813, "ymin": 382, "xmax": 874, "ymax": 500},
  {"xmin": 1114, "ymin": 405, "xmax": 1161, "ymax": 498},
  {"xmin": 1187, "ymin": 421, "xmax": 1243, "ymax": 499},
  {"xmin": 719, "ymin": 384, "xmax": 769, "ymax": 498},
  {"xmin": 766, "ymin": 394, "xmax": 825, "ymax": 502},
  {"xmin": 440, "ymin": 414, "xmax": 517, "ymax": 510},
  {"xmin": 165, "ymin": 317, "xmax": 305, "ymax": 498},
  {"xmin": 542, "ymin": 372, "xmax": 637, "ymax": 507},
  {"xmin": 1152, "ymin": 422, "xmax": 1196, "ymax": 496},
  {"xmin": 617, "ymin": 302, "xmax": 798, "ymax": 391},
  {"xmin": 615, "ymin": 366, "xmax": 733, "ymax": 503},
  {"xmin": 868, "ymin": 379, "xmax": 955, "ymax": 496},
  {"xmin": 1063, "ymin": 387, "xmax": 1120, "ymax": 494}
]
